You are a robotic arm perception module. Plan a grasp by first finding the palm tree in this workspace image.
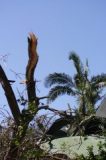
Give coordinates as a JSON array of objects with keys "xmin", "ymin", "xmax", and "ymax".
[{"xmin": 45, "ymin": 52, "xmax": 106, "ymax": 116}]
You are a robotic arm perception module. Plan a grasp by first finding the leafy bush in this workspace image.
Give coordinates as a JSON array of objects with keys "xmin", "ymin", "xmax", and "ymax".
[{"xmin": 76, "ymin": 141, "xmax": 106, "ymax": 160}]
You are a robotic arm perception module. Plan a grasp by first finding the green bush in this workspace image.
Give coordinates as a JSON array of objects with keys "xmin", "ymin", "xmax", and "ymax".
[{"xmin": 76, "ymin": 141, "xmax": 106, "ymax": 160}]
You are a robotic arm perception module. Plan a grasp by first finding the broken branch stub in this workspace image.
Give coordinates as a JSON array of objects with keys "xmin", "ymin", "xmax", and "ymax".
[{"xmin": 26, "ymin": 33, "xmax": 39, "ymax": 102}]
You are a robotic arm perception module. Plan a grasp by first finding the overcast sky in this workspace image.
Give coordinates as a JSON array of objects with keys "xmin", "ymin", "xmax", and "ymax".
[{"xmin": 0, "ymin": 0, "xmax": 106, "ymax": 118}]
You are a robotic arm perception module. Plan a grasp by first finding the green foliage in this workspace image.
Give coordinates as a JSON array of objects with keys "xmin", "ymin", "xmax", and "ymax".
[
  {"xmin": 69, "ymin": 52, "xmax": 85, "ymax": 80},
  {"xmin": 20, "ymin": 148, "xmax": 45, "ymax": 160},
  {"xmin": 76, "ymin": 141, "xmax": 106, "ymax": 160},
  {"xmin": 48, "ymin": 85, "xmax": 75, "ymax": 102},
  {"xmin": 44, "ymin": 53, "xmax": 106, "ymax": 137},
  {"xmin": 45, "ymin": 72, "xmax": 74, "ymax": 87},
  {"xmin": 45, "ymin": 52, "xmax": 106, "ymax": 115}
]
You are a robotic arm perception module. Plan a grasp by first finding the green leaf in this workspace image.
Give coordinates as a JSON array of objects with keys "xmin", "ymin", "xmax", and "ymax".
[
  {"xmin": 48, "ymin": 85, "xmax": 75, "ymax": 102},
  {"xmin": 45, "ymin": 72, "xmax": 73, "ymax": 87}
]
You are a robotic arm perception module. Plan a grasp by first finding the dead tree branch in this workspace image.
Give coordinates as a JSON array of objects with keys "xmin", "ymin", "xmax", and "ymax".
[
  {"xmin": 0, "ymin": 65, "xmax": 21, "ymax": 125},
  {"xmin": 26, "ymin": 33, "xmax": 38, "ymax": 102}
]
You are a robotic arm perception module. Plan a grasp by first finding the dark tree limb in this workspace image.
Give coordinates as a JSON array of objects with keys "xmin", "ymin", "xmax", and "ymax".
[{"xmin": 0, "ymin": 65, "xmax": 21, "ymax": 125}]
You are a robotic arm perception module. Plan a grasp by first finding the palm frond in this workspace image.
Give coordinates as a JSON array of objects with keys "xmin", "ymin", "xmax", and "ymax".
[
  {"xmin": 69, "ymin": 52, "xmax": 84, "ymax": 78},
  {"xmin": 84, "ymin": 59, "xmax": 89, "ymax": 78},
  {"xmin": 47, "ymin": 85, "xmax": 76, "ymax": 102},
  {"xmin": 45, "ymin": 72, "xmax": 74, "ymax": 88},
  {"xmin": 91, "ymin": 74, "xmax": 106, "ymax": 88},
  {"xmin": 91, "ymin": 74, "xmax": 106, "ymax": 82},
  {"xmin": 74, "ymin": 74, "xmax": 83, "ymax": 88}
]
